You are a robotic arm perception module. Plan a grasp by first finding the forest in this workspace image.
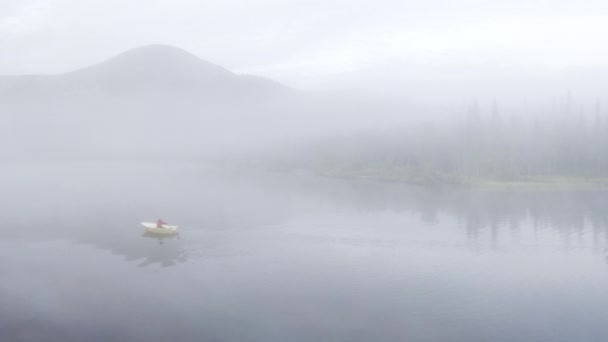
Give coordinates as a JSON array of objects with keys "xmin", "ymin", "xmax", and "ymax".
[{"xmin": 268, "ymin": 98, "xmax": 608, "ymax": 187}]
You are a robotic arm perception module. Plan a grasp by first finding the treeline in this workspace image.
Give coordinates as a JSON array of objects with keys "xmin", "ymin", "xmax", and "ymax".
[{"xmin": 278, "ymin": 99, "xmax": 608, "ymax": 184}]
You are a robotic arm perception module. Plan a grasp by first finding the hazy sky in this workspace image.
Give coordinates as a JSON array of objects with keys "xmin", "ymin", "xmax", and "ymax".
[{"xmin": 2, "ymin": 0, "xmax": 608, "ymax": 90}]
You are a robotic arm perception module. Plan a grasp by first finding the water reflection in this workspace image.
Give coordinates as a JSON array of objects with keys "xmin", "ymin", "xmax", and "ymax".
[
  {"xmin": 5, "ymin": 166, "xmax": 608, "ymax": 341},
  {"xmin": 4, "ymin": 164, "xmax": 608, "ymax": 263},
  {"xmin": 289, "ymin": 176, "xmax": 608, "ymax": 253},
  {"xmin": 77, "ymin": 225, "xmax": 265, "ymax": 268},
  {"xmin": 141, "ymin": 231, "xmax": 180, "ymax": 244},
  {"xmin": 77, "ymin": 231, "xmax": 187, "ymax": 268},
  {"xmin": 446, "ymin": 191, "xmax": 608, "ymax": 252}
]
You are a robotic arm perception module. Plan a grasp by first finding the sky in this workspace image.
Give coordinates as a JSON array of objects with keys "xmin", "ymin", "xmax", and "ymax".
[{"xmin": 1, "ymin": 0, "xmax": 608, "ymax": 96}]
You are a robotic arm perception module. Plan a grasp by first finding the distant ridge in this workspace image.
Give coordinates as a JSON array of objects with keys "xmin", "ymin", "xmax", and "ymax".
[
  {"xmin": 0, "ymin": 45, "xmax": 401, "ymax": 160},
  {"xmin": 0, "ymin": 44, "xmax": 287, "ymax": 97},
  {"xmin": 69, "ymin": 44, "xmax": 234, "ymax": 80}
]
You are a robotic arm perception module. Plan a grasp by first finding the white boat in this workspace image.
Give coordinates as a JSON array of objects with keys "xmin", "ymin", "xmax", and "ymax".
[{"xmin": 141, "ymin": 222, "xmax": 179, "ymax": 235}]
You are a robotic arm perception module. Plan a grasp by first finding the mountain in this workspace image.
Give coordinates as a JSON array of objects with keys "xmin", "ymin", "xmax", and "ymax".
[
  {"xmin": 0, "ymin": 45, "xmax": 288, "ymax": 101},
  {"xmin": 76, "ymin": 44, "xmax": 234, "ymax": 80},
  {"xmin": 0, "ymin": 45, "xmax": 409, "ymax": 160},
  {"xmin": 0, "ymin": 45, "xmax": 304, "ymax": 159}
]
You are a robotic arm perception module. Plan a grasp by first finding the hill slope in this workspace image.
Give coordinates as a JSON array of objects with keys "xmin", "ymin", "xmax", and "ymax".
[
  {"xmin": 0, "ymin": 45, "xmax": 287, "ymax": 100},
  {"xmin": 0, "ymin": 45, "xmax": 299, "ymax": 159}
]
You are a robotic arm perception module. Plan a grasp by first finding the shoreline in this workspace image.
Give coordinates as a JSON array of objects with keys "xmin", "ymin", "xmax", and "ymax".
[{"xmin": 314, "ymin": 170, "xmax": 608, "ymax": 191}]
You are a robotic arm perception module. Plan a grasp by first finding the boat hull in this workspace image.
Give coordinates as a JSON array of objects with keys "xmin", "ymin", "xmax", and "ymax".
[
  {"xmin": 141, "ymin": 222, "xmax": 179, "ymax": 236},
  {"xmin": 143, "ymin": 227, "xmax": 179, "ymax": 235}
]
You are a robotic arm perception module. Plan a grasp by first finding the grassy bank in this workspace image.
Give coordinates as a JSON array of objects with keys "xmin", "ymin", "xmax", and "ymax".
[
  {"xmin": 310, "ymin": 163, "xmax": 608, "ymax": 190},
  {"xmin": 470, "ymin": 176, "xmax": 608, "ymax": 191}
]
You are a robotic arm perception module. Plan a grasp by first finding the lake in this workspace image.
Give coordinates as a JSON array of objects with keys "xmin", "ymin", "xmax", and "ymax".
[{"xmin": 2, "ymin": 162, "xmax": 608, "ymax": 341}]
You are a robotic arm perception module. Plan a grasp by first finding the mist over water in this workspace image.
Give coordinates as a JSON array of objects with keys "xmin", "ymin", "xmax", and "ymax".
[
  {"xmin": 2, "ymin": 161, "xmax": 608, "ymax": 341},
  {"xmin": 3, "ymin": 1, "xmax": 608, "ymax": 340}
]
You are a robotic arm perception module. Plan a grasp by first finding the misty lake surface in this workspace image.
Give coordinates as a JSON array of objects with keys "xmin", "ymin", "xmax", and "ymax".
[{"xmin": 2, "ymin": 161, "xmax": 608, "ymax": 342}]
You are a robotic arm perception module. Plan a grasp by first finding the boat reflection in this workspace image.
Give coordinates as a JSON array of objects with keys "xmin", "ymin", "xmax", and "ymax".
[
  {"xmin": 141, "ymin": 231, "xmax": 180, "ymax": 245},
  {"xmin": 73, "ymin": 229, "xmax": 189, "ymax": 268},
  {"xmin": 134, "ymin": 234, "xmax": 187, "ymax": 268}
]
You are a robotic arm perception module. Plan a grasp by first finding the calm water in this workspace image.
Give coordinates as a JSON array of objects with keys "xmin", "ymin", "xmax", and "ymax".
[{"xmin": 2, "ymin": 162, "xmax": 608, "ymax": 341}]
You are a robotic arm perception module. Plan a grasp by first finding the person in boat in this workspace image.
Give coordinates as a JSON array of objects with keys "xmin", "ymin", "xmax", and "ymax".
[{"xmin": 156, "ymin": 219, "xmax": 167, "ymax": 228}]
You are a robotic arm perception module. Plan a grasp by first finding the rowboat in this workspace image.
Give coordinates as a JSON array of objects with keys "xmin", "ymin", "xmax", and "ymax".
[{"xmin": 141, "ymin": 222, "xmax": 179, "ymax": 235}]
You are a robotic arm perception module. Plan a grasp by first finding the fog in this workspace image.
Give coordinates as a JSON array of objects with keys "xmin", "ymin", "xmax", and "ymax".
[{"xmin": 3, "ymin": 1, "xmax": 608, "ymax": 341}]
